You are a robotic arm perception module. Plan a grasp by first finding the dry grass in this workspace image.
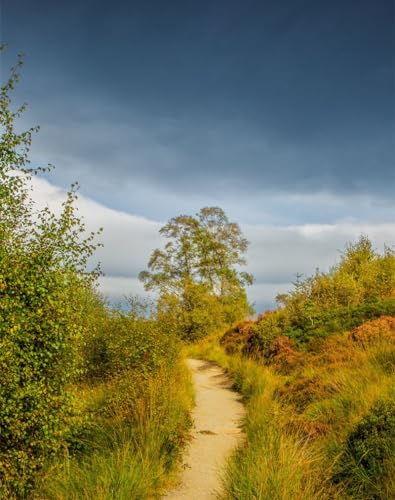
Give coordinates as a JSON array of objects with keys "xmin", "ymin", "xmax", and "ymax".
[{"xmin": 187, "ymin": 319, "xmax": 395, "ymax": 499}]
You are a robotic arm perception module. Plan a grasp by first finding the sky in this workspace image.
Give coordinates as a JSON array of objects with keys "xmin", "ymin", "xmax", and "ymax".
[{"xmin": 1, "ymin": 0, "xmax": 394, "ymax": 311}]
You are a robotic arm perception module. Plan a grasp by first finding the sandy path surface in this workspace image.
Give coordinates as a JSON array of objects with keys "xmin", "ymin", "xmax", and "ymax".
[{"xmin": 164, "ymin": 358, "xmax": 245, "ymax": 500}]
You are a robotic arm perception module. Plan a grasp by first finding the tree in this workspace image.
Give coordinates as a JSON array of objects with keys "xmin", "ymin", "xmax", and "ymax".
[
  {"xmin": 139, "ymin": 207, "xmax": 253, "ymax": 340},
  {"xmin": 0, "ymin": 51, "xmax": 101, "ymax": 496}
]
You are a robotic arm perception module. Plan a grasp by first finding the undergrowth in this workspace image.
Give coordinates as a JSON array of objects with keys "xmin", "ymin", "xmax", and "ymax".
[
  {"xmin": 187, "ymin": 324, "xmax": 395, "ymax": 499},
  {"xmin": 34, "ymin": 361, "xmax": 193, "ymax": 499}
]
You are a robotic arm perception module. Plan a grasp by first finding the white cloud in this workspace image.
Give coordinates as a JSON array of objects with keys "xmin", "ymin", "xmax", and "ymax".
[
  {"xmin": 245, "ymin": 222, "xmax": 395, "ymax": 289},
  {"xmin": 31, "ymin": 176, "xmax": 162, "ymax": 279},
  {"xmin": 98, "ymin": 276, "xmax": 146, "ymax": 301},
  {"xmin": 30, "ymin": 176, "xmax": 395, "ymax": 312}
]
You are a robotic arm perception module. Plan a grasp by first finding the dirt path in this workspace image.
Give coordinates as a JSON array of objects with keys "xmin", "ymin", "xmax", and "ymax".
[{"xmin": 165, "ymin": 358, "xmax": 245, "ymax": 500}]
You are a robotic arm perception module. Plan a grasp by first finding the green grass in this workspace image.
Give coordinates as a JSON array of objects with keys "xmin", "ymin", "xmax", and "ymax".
[{"xmin": 34, "ymin": 361, "xmax": 194, "ymax": 500}]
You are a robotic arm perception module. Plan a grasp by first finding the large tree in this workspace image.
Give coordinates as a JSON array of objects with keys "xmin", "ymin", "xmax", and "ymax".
[{"xmin": 139, "ymin": 207, "xmax": 253, "ymax": 340}]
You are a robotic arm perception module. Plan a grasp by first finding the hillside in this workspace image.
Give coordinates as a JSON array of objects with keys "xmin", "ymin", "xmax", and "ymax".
[{"xmin": 189, "ymin": 237, "xmax": 395, "ymax": 499}]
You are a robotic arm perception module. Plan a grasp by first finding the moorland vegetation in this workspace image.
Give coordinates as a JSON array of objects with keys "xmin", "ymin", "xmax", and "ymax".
[
  {"xmin": 1, "ymin": 51, "xmax": 394, "ymax": 499},
  {"xmin": 190, "ymin": 235, "xmax": 395, "ymax": 499}
]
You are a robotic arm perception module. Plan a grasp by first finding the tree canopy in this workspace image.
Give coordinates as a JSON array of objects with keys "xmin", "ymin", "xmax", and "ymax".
[{"xmin": 139, "ymin": 207, "xmax": 253, "ymax": 340}]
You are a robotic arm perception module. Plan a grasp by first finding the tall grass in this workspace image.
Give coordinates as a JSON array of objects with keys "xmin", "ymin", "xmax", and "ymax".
[
  {"xmin": 187, "ymin": 338, "xmax": 336, "ymax": 499},
  {"xmin": 187, "ymin": 332, "xmax": 395, "ymax": 499},
  {"xmin": 34, "ymin": 361, "xmax": 193, "ymax": 500}
]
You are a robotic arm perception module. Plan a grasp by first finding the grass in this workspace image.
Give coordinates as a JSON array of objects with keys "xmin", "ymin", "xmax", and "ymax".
[
  {"xmin": 186, "ymin": 329, "xmax": 395, "ymax": 499},
  {"xmin": 33, "ymin": 322, "xmax": 394, "ymax": 499},
  {"xmin": 34, "ymin": 361, "xmax": 194, "ymax": 500}
]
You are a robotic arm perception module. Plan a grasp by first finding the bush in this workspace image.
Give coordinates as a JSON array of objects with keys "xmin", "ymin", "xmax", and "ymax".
[
  {"xmin": 242, "ymin": 237, "xmax": 395, "ymax": 356},
  {"xmin": 284, "ymin": 299, "xmax": 395, "ymax": 345},
  {"xmin": 157, "ymin": 282, "xmax": 227, "ymax": 342},
  {"xmin": 81, "ymin": 297, "xmax": 180, "ymax": 380},
  {"xmin": 245, "ymin": 310, "xmax": 289, "ymax": 354},
  {"xmin": 350, "ymin": 315, "xmax": 395, "ymax": 346},
  {"xmin": 35, "ymin": 362, "xmax": 193, "ymax": 499},
  {"xmin": 243, "ymin": 299, "xmax": 395, "ymax": 362},
  {"xmin": 264, "ymin": 336, "xmax": 302, "ymax": 373},
  {"xmin": 335, "ymin": 399, "xmax": 395, "ymax": 497},
  {"xmin": 0, "ymin": 53, "xmax": 100, "ymax": 496},
  {"xmin": 220, "ymin": 321, "xmax": 254, "ymax": 354}
]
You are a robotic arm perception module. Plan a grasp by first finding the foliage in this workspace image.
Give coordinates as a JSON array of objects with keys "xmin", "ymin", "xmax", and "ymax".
[
  {"xmin": 220, "ymin": 320, "xmax": 255, "ymax": 354},
  {"xmin": 263, "ymin": 336, "xmax": 302, "ymax": 373},
  {"xmin": 277, "ymin": 236, "xmax": 395, "ymax": 315},
  {"xmin": 140, "ymin": 207, "xmax": 253, "ymax": 340},
  {"xmin": 25, "ymin": 287, "xmax": 190, "ymax": 498},
  {"xmin": 35, "ymin": 362, "xmax": 193, "ymax": 500},
  {"xmin": 247, "ymin": 309, "xmax": 290, "ymax": 352},
  {"xmin": 189, "ymin": 318, "xmax": 395, "ymax": 499},
  {"xmin": 139, "ymin": 207, "xmax": 252, "ymax": 294},
  {"xmin": 335, "ymin": 399, "xmax": 395, "ymax": 498},
  {"xmin": 0, "ymin": 52, "xmax": 101, "ymax": 497},
  {"xmin": 349, "ymin": 315, "xmax": 395, "ymax": 346},
  {"xmin": 81, "ymin": 296, "xmax": 180, "ymax": 379},
  {"xmin": 231, "ymin": 236, "xmax": 395, "ymax": 358},
  {"xmin": 156, "ymin": 281, "xmax": 226, "ymax": 341}
]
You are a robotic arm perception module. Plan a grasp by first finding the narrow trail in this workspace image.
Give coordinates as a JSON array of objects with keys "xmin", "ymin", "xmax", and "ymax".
[{"xmin": 165, "ymin": 358, "xmax": 245, "ymax": 500}]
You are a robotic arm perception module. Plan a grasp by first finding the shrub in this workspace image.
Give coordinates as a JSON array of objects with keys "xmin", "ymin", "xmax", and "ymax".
[
  {"xmin": 156, "ymin": 283, "xmax": 227, "ymax": 342},
  {"xmin": 245, "ymin": 310, "xmax": 288, "ymax": 354},
  {"xmin": 264, "ymin": 336, "xmax": 302, "ymax": 373},
  {"xmin": 334, "ymin": 399, "xmax": 395, "ymax": 497},
  {"xmin": 244, "ymin": 299, "xmax": 395, "ymax": 362},
  {"xmin": 285, "ymin": 299, "xmax": 395, "ymax": 345},
  {"xmin": 82, "ymin": 298, "xmax": 180, "ymax": 380},
  {"xmin": 309, "ymin": 333, "xmax": 364, "ymax": 369},
  {"xmin": 221, "ymin": 320, "xmax": 254, "ymax": 354},
  {"xmin": 242, "ymin": 237, "xmax": 395, "ymax": 356},
  {"xmin": 350, "ymin": 315, "xmax": 395, "ymax": 346},
  {"xmin": 0, "ymin": 53, "xmax": 100, "ymax": 496},
  {"xmin": 35, "ymin": 362, "xmax": 193, "ymax": 499}
]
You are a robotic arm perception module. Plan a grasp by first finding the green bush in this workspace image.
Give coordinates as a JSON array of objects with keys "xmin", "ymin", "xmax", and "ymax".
[
  {"xmin": 0, "ymin": 53, "xmax": 100, "ymax": 497},
  {"xmin": 156, "ymin": 282, "xmax": 227, "ymax": 342},
  {"xmin": 82, "ymin": 300, "xmax": 180, "ymax": 380},
  {"xmin": 243, "ymin": 299, "xmax": 395, "ymax": 359},
  {"xmin": 244, "ymin": 236, "xmax": 395, "ymax": 351},
  {"xmin": 334, "ymin": 399, "xmax": 395, "ymax": 498},
  {"xmin": 34, "ymin": 360, "xmax": 193, "ymax": 500},
  {"xmin": 244, "ymin": 310, "xmax": 289, "ymax": 354},
  {"xmin": 285, "ymin": 298, "xmax": 395, "ymax": 345}
]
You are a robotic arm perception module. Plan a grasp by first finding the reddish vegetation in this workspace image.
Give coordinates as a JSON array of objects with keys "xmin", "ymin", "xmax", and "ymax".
[
  {"xmin": 220, "ymin": 320, "xmax": 255, "ymax": 354},
  {"xmin": 286, "ymin": 416, "xmax": 332, "ymax": 439},
  {"xmin": 222, "ymin": 315, "xmax": 395, "ymax": 371},
  {"xmin": 349, "ymin": 316, "xmax": 395, "ymax": 345},
  {"xmin": 276, "ymin": 376, "xmax": 341, "ymax": 412},
  {"xmin": 222, "ymin": 315, "xmax": 395, "ymax": 424},
  {"xmin": 310, "ymin": 335, "xmax": 365, "ymax": 369},
  {"xmin": 264, "ymin": 336, "xmax": 302, "ymax": 373}
]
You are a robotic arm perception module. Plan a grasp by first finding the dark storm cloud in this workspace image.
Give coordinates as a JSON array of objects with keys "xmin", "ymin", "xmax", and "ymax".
[{"xmin": 2, "ymin": 0, "xmax": 394, "ymax": 202}]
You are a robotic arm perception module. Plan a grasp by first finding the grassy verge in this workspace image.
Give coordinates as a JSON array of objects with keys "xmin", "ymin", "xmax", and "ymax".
[
  {"xmin": 186, "ymin": 332, "xmax": 395, "ymax": 499},
  {"xmin": 34, "ymin": 360, "xmax": 193, "ymax": 500}
]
